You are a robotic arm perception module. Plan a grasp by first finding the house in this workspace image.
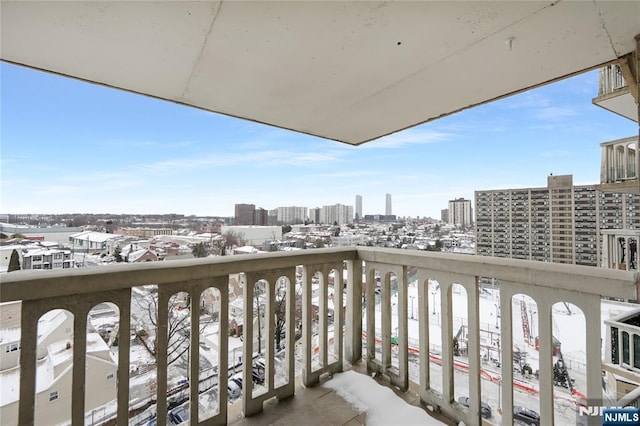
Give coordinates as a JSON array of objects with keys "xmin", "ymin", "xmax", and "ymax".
[
  {"xmin": 0, "ymin": 309, "xmax": 117, "ymax": 425},
  {"xmin": 68, "ymin": 231, "xmax": 118, "ymax": 254}
]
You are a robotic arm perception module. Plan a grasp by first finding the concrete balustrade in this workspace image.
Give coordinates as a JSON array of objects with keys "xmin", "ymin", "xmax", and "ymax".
[{"xmin": 1, "ymin": 247, "xmax": 637, "ymax": 425}]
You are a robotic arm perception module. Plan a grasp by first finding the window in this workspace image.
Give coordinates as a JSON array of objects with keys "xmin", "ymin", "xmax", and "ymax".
[
  {"xmin": 107, "ymin": 372, "xmax": 114, "ymax": 380},
  {"xmin": 49, "ymin": 391, "xmax": 58, "ymax": 401},
  {"xmin": 5, "ymin": 343, "xmax": 19, "ymax": 353}
]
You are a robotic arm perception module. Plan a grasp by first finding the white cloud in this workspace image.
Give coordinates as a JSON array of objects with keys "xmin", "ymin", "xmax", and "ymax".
[{"xmin": 362, "ymin": 129, "xmax": 452, "ymax": 149}]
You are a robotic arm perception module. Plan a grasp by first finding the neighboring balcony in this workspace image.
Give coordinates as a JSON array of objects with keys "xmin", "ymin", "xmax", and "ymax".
[
  {"xmin": 604, "ymin": 308, "xmax": 640, "ymax": 401},
  {"xmin": 592, "ymin": 64, "xmax": 638, "ymax": 123},
  {"xmin": 598, "ymin": 136, "xmax": 640, "ymax": 194},
  {"xmin": 602, "ymin": 229, "xmax": 639, "ymax": 272},
  {"xmin": 1, "ymin": 247, "xmax": 638, "ymax": 426}
]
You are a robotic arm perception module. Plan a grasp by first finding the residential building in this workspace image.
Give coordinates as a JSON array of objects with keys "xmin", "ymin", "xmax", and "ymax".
[
  {"xmin": 475, "ymin": 174, "xmax": 640, "ymax": 266},
  {"xmin": 234, "ymin": 204, "xmax": 256, "ymax": 226},
  {"xmin": 355, "ymin": 195, "xmax": 362, "ymax": 221},
  {"xmin": 319, "ymin": 204, "xmax": 354, "ymax": 225},
  {"xmin": 276, "ymin": 206, "xmax": 308, "ymax": 225},
  {"xmin": 0, "ymin": 309, "xmax": 117, "ymax": 425},
  {"xmin": 21, "ymin": 248, "xmax": 73, "ymax": 270},
  {"xmin": 308, "ymin": 208, "xmax": 321, "ymax": 224},
  {"xmin": 385, "ymin": 194, "xmax": 392, "ymax": 216},
  {"xmin": 254, "ymin": 208, "xmax": 268, "ymax": 226},
  {"xmin": 363, "ymin": 214, "xmax": 397, "ymax": 222},
  {"xmin": 448, "ymin": 198, "xmax": 473, "ymax": 227},
  {"xmin": 113, "ymin": 227, "xmax": 173, "ymax": 238},
  {"xmin": 68, "ymin": 231, "xmax": 119, "ymax": 254},
  {"xmin": 441, "ymin": 209, "xmax": 449, "ymax": 223}
]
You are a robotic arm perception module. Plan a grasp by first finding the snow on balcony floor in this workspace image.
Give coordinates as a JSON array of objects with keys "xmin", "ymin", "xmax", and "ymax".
[{"xmin": 323, "ymin": 370, "xmax": 446, "ymax": 425}]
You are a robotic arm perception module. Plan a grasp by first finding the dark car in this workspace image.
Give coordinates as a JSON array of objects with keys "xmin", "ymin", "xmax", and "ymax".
[
  {"xmin": 168, "ymin": 402, "xmax": 189, "ymax": 425},
  {"xmin": 457, "ymin": 396, "xmax": 492, "ymax": 419},
  {"xmin": 513, "ymin": 406, "xmax": 540, "ymax": 426}
]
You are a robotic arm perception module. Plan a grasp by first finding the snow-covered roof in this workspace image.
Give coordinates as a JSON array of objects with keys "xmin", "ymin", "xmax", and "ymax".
[{"xmin": 69, "ymin": 231, "xmax": 118, "ymax": 243}]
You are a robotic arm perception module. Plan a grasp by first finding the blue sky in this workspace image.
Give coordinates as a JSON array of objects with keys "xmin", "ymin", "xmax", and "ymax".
[{"xmin": 1, "ymin": 62, "xmax": 636, "ymax": 219}]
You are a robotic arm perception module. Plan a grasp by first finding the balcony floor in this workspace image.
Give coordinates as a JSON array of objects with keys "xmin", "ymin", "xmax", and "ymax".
[{"xmin": 228, "ymin": 364, "xmax": 454, "ymax": 426}]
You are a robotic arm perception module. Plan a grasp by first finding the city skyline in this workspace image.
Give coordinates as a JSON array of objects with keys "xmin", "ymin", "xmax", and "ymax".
[{"xmin": 1, "ymin": 62, "xmax": 636, "ymax": 218}]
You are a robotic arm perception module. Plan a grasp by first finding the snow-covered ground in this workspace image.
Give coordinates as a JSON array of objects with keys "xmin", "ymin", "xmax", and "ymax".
[{"xmin": 323, "ymin": 370, "xmax": 445, "ymax": 425}]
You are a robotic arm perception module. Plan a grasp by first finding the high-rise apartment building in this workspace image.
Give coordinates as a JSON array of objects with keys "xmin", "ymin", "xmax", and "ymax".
[
  {"xmin": 448, "ymin": 198, "xmax": 473, "ymax": 227},
  {"xmin": 308, "ymin": 208, "xmax": 321, "ymax": 224},
  {"xmin": 234, "ymin": 204, "xmax": 256, "ymax": 225},
  {"xmin": 385, "ymin": 194, "xmax": 392, "ymax": 216},
  {"xmin": 441, "ymin": 209, "xmax": 449, "ymax": 223},
  {"xmin": 276, "ymin": 206, "xmax": 308, "ymax": 225},
  {"xmin": 320, "ymin": 204, "xmax": 354, "ymax": 225},
  {"xmin": 234, "ymin": 203, "xmax": 268, "ymax": 225},
  {"xmin": 254, "ymin": 208, "xmax": 268, "ymax": 226},
  {"xmin": 355, "ymin": 195, "xmax": 362, "ymax": 221},
  {"xmin": 475, "ymin": 175, "xmax": 639, "ymax": 266}
]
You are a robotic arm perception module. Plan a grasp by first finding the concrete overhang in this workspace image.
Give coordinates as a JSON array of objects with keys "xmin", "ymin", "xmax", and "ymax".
[
  {"xmin": 593, "ymin": 89, "xmax": 638, "ymax": 123},
  {"xmin": 1, "ymin": 1, "xmax": 639, "ymax": 145}
]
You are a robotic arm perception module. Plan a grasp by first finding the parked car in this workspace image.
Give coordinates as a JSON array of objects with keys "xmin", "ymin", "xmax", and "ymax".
[
  {"xmin": 168, "ymin": 401, "xmax": 189, "ymax": 425},
  {"xmin": 457, "ymin": 396, "xmax": 492, "ymax": 419},
  {"xmin": 230, "ymin": 373, "xmax": 243, "ymax": 389},
  {"xmin": 513, "ymin": 406, "xmax": 540, "ymax": 425},
  {"xmin": 252, "ymin": 366, "xmax": 265, "ymax": 384},
  {"xmin": 228, "ymin": 380, "xmax": 242, "ymax": 400}
]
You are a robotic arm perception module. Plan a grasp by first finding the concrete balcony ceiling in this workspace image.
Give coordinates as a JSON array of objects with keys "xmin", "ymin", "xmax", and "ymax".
[{"xmin": 1, "ymin": 1, "xmax": 639, "ymax": 145}]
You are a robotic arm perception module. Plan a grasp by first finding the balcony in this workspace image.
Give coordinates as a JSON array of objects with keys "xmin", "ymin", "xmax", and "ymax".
[
  {"xmin": 598, "ymin": 137, "xmax": 640, "ymax": 194},
  {"xmin": 592, "ymin": 63, "xmax": 638, "ymax": 123},
  {"xmin": 602, "ymin": 230, "xmax": 639, "ymax": 272},
  {"xmin": 1, "ymin": 247, "xmax": 638, "ymax": 425}
]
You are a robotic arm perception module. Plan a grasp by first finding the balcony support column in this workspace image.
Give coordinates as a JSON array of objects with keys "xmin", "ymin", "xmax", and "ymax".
[
  {"xmin": 17, "ymin": 302, "xmax": 38, "ymax": 426},
  {"xmin": 498, "ymin": 283, "xmax": 515, "ymax": 424},
  {"xmin": 156, "ymin": 283, "xmax": 173, "ymax": 425},
  {"xmin": 433, "ymin": 274, "xmax": 455, "ymax": 404},
  {"xmin": 538, "ymin": 299, "xmax": 555, "ymax": 426},
  {"xmin": 345, "ymin": 259, "xmax": 362, "ymax": 364},
  {"xmin": 465, "ymin": 276, "xmax": 482, "ymax": 424},
  {"xmin": 417, "ymin": 273, "xmax": 431, "ymax": 394},
  {"xmin": 585, "ymin": 295, "xmax": 604, "ymax": 426},
  {"xmin": 302, "ymin": 266, "xmax": 313, "ymax": 386},
  {"xmin": 71, "ymin": 307, "xmax": 89, "ymax": 425}
]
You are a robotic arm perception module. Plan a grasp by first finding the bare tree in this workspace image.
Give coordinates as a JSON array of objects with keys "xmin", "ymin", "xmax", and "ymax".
[
  {"xmin": 133, "ymin": 290, "xmax": 192, "ymax": 366},
  {"xmin": 274, "ymin": 278, "xmax": 302, "ymax": 351}
]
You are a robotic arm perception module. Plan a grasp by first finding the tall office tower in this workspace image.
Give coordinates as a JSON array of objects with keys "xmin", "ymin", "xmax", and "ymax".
[
  {"xmin": 320, "ymin": 204, "xmax": 354, "ymax": 225},
  {"xmin": 448, "ymin": 198, "xmax": 473, "ymax": 227},
  {"xmin": 441, "ymin": 209, "xmax": 449, "ymax": 223},
  {"xmin": 475, "ymin": 174, "xmax": 640, "ymax": 267},
  {"xmin": 385, "ymin": 193, "xmax": 392, "ymax": 216},
  {"xmin": 235, "ymin": 204, "xmax": 256, "ymax": 225},
  {"xmin": 277, "ymin": 206, "xmax": 308, "ymax": 224},
  {"xmin": 355, "ymin": 195, "xmax": 363, "ymax": 221}
]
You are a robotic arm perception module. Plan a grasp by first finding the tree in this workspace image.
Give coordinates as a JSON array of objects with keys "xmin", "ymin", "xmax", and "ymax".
[
  {"xmin": 273, "ymin": 278, "xmax": 302, "ymax": 351},
  {"xmin": 192, "ymin": 242, "xmax": 208, "ymax": 258},
  {"xmin": 282, "ymin": 225, "xmax": 292, "ymax": 234},
  {"xmin": 8, "ymin": 249, "xmax": 21, "ymax": 272},
  {"xmin": 133, "ymin": 291, "xmax": 192, "ymax": 367}
]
